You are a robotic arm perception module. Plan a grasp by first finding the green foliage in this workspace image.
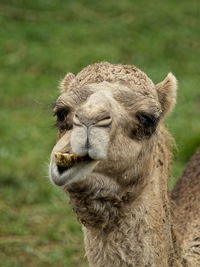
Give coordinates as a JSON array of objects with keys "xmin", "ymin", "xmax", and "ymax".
[{"xmin": 0, "ymin": 0, "xmax": 199, "ymax": 266}]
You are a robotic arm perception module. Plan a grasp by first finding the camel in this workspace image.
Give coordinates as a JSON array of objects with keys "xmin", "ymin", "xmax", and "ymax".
[{"xmin": 49, "ymin": 62, "xmax": 200, "ymax": 266}]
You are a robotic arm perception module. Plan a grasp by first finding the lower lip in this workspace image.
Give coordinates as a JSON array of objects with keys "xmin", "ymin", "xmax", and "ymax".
[{"xmin": 50, "ymin": 159, "xmax": 96, "ymax": 186}]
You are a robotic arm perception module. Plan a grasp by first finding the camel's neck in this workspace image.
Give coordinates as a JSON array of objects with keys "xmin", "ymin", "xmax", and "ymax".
[{"xmin": 83, "ymin": 167, "xmax": 179, "ymax": 267}]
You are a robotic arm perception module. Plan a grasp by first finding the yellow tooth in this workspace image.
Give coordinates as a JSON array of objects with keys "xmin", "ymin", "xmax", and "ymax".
[{"xmin": 54, "ymin": 152, "xmax": 73, "ymax": 167}]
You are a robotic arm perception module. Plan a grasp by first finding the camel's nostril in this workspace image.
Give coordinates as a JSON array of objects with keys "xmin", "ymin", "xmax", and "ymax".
[
  {"xmin": 95, "ymin": 116, "xmax": 112, "ymax": 127},
  {"xmin": 101, "ymin": 116, "xmax": 111, "ymax": 121}
]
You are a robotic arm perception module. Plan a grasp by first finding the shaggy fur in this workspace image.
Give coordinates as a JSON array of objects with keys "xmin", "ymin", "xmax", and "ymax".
[
  {"xmin": 172, "ymin": 148, "xmax": 200, "ymax": 266},
  {"xmin": 49, "ymin": 62, "xmax": 200, "ymax": 266}
]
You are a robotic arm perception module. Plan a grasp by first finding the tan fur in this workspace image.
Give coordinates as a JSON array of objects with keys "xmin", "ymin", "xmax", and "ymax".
[
  {"xmin": 156, "ymin": 73, "xmax": 177, "ymax": 116},
  {"xmin": 172, "ymin": 148, "xmax": 200, "ymax": 266},
  {"xmin": 49, "ymin": 62, "xmax": 200, "ymax": 266}
]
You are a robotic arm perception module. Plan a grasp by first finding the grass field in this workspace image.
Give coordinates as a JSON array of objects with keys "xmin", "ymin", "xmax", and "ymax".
[{"xmin": 0, "ymin": 1, "xmax": 200, "ymax": 266}]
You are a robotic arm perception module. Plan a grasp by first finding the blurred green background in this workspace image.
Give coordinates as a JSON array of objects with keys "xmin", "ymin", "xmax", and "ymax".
[{"xmin": 0, "ymin": 0, "xmax": 199, "ymax": 266}]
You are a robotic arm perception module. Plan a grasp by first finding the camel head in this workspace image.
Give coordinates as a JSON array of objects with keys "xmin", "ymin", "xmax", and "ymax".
[{"xmin": 49, "ymin": 62, "xmax": 177, "ymax": 198}]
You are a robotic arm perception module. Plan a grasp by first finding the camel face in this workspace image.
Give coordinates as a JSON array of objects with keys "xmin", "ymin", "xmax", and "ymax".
[
  {"xmin": 49, "ymin": 62, "xmax": 177, "ymax": 188},
  {"xmin": 49, "ymin": 81, "xmax": 160, "ymax": 187}
]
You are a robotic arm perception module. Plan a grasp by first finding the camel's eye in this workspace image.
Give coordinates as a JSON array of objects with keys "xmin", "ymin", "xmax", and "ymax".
[
  {"xmin": 136, "ymin": 113, "xmax": 157, "ymax": 128},
  {"xmin": 54, "ymin": 108, "xmax": 72, "ymax": 131},
  {"xmin": 56, "ymin": 109, "xmax": 67, "ymax": 122},
  {"xmin": 135, "ymin": 112, "xmax": 160, "ymax": 139}
]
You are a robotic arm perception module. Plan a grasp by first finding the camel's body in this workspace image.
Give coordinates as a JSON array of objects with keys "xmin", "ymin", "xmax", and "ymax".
[
  {"xmin": 49, "ymin": 62, "xmax": 200, "ymax": 266},
  {"xmin": 172, "ymin": 148, "xmax": 200, "ymax": 266}
]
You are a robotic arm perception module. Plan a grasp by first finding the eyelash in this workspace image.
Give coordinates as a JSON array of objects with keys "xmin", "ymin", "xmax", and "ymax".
[
  {"xmin": 54, "ymin": 109, "xmax": 72, "ymax": 130},
  {"xmin": 131, "ymin": 112, "xmax": 160, "ymax": 139},
  {"xmin": 136, "ymin": 112, "xmax": 157, "ymax": 127},
  {"xmin": 56, "ymin": 109, "xmax": 67, "ymax": 122}
]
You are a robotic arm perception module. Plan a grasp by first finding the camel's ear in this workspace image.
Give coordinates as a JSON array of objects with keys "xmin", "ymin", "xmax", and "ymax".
[
  {"xmin": 60, "ymin": 72, "xmax": 75, "ymax": 93},
  {"xmin": 156, "ymin": 73, "xmax": 177, "ymax": 117}
]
